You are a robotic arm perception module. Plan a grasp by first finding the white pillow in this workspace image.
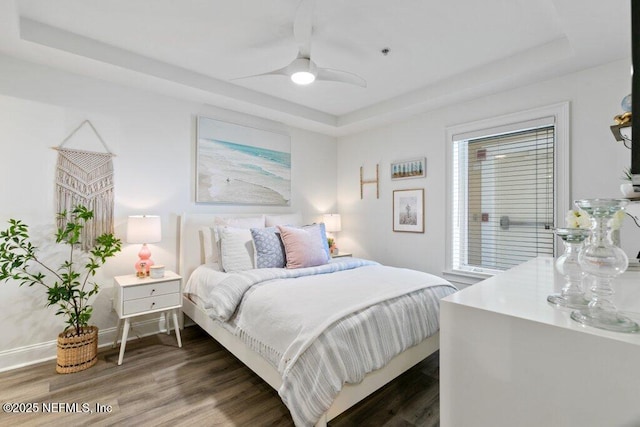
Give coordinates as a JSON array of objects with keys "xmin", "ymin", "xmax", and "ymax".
[
  {"xmin": 265, "ymin": 213, "xmax": 303, "ymax": 227},
  {"xmin": 200, "ymin": 216, "xmax": 265, "ymax": 265},
  {"xmin": 200, "ymin": 226, "xmax": 217, "ymax": 264},
  {"xmin": 220, "ymin": 216, "xmax": 266, "ymax": 229},
  {"xmin": 217, "ymin": 226, "xmax": 255, "ymax": 272}
]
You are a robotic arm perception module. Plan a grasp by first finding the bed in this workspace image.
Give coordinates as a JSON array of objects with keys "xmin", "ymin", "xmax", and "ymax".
[{"xmin": 178, "ymin": 213, "xmax": 457, "ymax": 427}]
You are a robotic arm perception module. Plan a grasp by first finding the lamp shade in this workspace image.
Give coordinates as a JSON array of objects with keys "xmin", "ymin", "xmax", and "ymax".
[
  {"xmin": 323, "ymin": 213, "xmax": 342, "ymax": 232},
  {"xmin": 126, "ymin": 215, "xmax": 161, "ymax": 244}
]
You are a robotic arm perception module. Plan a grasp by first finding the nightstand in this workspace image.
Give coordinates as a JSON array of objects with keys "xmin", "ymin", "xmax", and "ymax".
[
  {"xmin": 113, "ymin": 271, "xmax": 182, "ymax": 365},
  {"xmin": 331, "ymin": 252, "xmax": 353, "ymax": 258}
]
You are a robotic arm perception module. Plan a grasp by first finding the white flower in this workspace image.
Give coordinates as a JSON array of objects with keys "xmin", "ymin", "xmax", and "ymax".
[
  {"xmin": 610, "ymin": 210, "xmax": 626, "ymax": 230},
  {"xmin": 566, "ymin": 209, "xmax": 591, "ymax": 228}
]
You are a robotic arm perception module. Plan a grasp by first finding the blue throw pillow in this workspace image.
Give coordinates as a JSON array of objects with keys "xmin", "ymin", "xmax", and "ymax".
[
  {"xmin": 315, "ymin": 222, "xmax": 331, "ymax": 260},
  {"xmin": 251, "ymin": 227, "xmax": 286, "ymax": 268}
]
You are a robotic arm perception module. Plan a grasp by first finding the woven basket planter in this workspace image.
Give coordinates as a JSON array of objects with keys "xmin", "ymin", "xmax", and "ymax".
[{"xmin": 56, "ymin": 326, "xmax": 98, "ymax": 374}]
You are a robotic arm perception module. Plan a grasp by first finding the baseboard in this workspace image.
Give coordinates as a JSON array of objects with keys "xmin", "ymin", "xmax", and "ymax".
[{"xmin": 0, "ymin": 317, "xmax": 173, "ymax": 373}]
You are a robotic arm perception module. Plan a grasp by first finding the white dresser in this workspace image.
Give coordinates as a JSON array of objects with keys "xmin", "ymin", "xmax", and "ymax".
[{"xmin": 440, "ymin": 257, "xmax": 640, "ymax": 427}]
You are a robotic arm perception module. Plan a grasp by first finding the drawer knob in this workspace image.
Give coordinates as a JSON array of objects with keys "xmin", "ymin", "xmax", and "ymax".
[
  {"xmin": 151, "ymin": 289, "xmax": 156, "ymax": 295},
  {"xmin": 151, "ymin": 302, "xmax": 156, "ymax": 309}
]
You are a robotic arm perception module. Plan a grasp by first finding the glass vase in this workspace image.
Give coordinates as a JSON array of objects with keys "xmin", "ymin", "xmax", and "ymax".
[
  {"xmin": 547, "ymin": 228, "xmax": 590, "ymax": 309},
  {"xmin": 570, "ymin": 199, "xmax": 639, "ymax": 333}
]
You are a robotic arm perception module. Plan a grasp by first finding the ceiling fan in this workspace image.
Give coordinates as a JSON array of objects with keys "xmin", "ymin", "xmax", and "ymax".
[{"xmin": 234, "ymin": 0, "xmax": 366, "ymax": 87}]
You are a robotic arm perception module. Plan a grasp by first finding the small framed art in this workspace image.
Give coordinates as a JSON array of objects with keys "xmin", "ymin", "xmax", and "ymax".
[
  {"xmin": 391, "ymin": 157, "xmax": 426, "ymax": 180},
  {"xmin": 393, "ymin": 189, "xmax": 424, "ymax": 233}
]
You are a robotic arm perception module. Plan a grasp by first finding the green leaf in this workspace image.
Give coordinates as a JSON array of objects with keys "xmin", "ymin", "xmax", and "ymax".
[{"xmin": 0, "ymin": 205, "xmax": 121, "ymax": 329}]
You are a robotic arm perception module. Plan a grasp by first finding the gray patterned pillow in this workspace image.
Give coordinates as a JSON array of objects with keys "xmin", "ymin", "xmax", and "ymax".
[{"xmin": 251, "ymin": 227, "xmax": 286, "ymax": 268}]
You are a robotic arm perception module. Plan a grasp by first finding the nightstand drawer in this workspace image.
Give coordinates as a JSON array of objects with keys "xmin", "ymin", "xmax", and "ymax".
[
  {"xmin": 123, "ymin": 293, "xmax": 181, "ymax": 316},
  {"xmin": 122, "ymin": 280, "xmax": 180, "ymax": 300}
]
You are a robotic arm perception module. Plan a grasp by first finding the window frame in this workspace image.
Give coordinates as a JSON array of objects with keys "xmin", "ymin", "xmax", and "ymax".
[{"xmin": 444, "ymin": 102, "xmax": 570, "ymax": 285}]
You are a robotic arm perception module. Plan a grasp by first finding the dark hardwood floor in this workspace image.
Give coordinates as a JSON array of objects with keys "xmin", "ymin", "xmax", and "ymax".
[{"xmin": 0, "ymin": 326, "xmax": 440, "ymax": 426}]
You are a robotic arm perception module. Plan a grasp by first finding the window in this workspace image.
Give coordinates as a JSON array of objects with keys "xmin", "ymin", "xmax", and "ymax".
[{"xmin": 446, "ymin": 104, "xmax": 569, "ymax": 279}]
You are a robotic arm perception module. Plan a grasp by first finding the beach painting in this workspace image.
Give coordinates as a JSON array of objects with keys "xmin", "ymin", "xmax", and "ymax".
[{"xmin": 196, "ymin": 117, "xmax": 291, "ymax": 205}]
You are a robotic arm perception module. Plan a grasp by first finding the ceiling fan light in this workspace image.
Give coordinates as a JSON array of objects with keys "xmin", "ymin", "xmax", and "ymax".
[
  {"xmin": 291, "ymin": 71, "xmax": 316, "ymax": 85},
  {"xmin": 289, "ymin": 57, "xmax": 317, "ymax": 85}
]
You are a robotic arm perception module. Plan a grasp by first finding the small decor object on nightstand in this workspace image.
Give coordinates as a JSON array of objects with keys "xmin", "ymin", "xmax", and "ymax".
[
  {"xmin": 113, "ymin": 271, "xmax": 183, "ymax": 365},
  {"xmin": 149, "ymin": 264, "xmax": 165, "ymax": 279},
  {"xmin": 127, "ymin": 215, "xmax": 161, "ymax": 277}
]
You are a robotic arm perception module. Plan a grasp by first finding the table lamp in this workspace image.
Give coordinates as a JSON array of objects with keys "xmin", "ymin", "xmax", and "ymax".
[
  {"xmin": 323, "ymin": 213, "xmax": 342, "ymax": 255},
  {"xmin": 127, "ymin": 215, "xmax": 161, "ymax": 277}
]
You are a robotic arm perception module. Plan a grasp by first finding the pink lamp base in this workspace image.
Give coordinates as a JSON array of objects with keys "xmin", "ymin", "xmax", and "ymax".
[{"xmin": 135, "ymin": 243, "xmax": 155, "ymax": 277}]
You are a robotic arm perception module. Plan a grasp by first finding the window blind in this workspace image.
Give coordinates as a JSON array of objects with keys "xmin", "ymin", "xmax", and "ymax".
[{"xmin": 453, "ymin": 124, "xmax": 555, "ymax": 272}]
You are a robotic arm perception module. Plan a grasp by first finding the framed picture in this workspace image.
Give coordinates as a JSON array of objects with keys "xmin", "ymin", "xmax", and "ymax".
[
  {"xmin": 390, "ymin": 157, "xmax": 426, "ymax": 180},
  {"xmin": 196, "ymin": 116, "xmax": 291, "ymax": 205},
  {"xmin": 393, "ymin": 189, "xmax": 424, "ymax": 233}
]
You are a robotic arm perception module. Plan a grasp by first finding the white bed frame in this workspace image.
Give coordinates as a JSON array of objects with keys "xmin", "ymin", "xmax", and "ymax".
[{"xmin": 178, "ymin": 213, "xmax": 439, "ymax": 427}]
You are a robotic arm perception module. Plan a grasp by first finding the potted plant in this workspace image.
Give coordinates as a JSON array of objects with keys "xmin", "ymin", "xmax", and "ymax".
[
  {"xmin": 0, "ymin": 205, "xmax": 121, "ymax": 373},
  {"xmin": 327, "ymin": 237, "xmax": 339, "ymax": 255}
]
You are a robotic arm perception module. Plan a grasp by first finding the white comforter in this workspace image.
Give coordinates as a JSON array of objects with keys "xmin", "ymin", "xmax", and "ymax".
[{"xmin": 185, "ymin": 258, "xmax": 456, "ymax": 426}]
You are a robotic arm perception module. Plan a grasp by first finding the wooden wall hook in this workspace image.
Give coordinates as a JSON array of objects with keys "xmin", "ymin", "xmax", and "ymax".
[{"xmin": 360, "ymin": 164, "xmax": 379, "ymax": 199}]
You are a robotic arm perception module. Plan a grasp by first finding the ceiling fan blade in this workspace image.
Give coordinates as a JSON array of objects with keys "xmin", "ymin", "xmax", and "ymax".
[
  {"xmin": 293, "ymin": 0, "xmax": 315, "ymax": 58},
  {"xmin": 316, "ymin": 67, "xmax": 367, "ymax": 87},
  {"xmin": 230, "ymin": 66, "xmax": 289, "ymax": 82}
]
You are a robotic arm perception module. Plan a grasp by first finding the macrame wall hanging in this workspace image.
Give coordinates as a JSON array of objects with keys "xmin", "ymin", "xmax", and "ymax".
[{"xmin": 54, "ymin": 120, "xmax": 115, "ymax": 251}]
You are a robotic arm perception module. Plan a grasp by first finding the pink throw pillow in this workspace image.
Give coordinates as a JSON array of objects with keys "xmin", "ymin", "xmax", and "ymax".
[{"xmin": 277, "ymin": 224, "xmax": 329, "ymax": 269}]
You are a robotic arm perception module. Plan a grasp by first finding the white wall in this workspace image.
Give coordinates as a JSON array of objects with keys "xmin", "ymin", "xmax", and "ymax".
[
  {"xmin": 336, "ymin": 58, "xmax": 636, "ymax": 283},
  {"xmin": 0, "ymin": 52, "xmax": 635, "ymax": 370},
  {"xmin": 0, "ymin": 54, "xmax": 337, "ymax": 370}
]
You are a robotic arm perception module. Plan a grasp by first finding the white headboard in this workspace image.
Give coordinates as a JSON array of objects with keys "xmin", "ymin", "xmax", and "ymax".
[
  {"xmin": 177, "ymin": 212, "xmax": 303, "ymax": 281},
  {"xmin": 178, "ymin": 213, "xmax": 249, "ymax": 281}
]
